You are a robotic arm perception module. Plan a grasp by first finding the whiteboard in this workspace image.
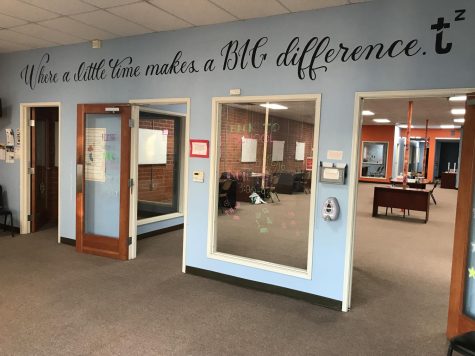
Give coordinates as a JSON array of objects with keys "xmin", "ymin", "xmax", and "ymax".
[
  {"xmin": 272, "ymin": 140, "xmax": 285, "ymax": 161},
  {"xmin": 295, "ymin": 142, "xmax": 305, "ymax": 161},
  {"xmin": 241, "ymin": 138, "xmax": 257, "ymax": 163},
  {"xmin": 139, "ymin": 128, "xmax": 167, "ymax": 164}
]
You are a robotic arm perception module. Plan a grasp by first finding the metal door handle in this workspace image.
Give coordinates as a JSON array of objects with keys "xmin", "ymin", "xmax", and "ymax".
[{"xmin": 76, "ymin": 164, "xmax": 83, "ymax": 193}]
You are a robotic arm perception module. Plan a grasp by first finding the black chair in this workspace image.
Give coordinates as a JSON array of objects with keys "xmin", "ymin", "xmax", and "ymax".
[
  {"xmin": 447, "ymin": 331, "xmax": 475, "ymax": 355},
  {"xmin": 430, "ymin": 180, "xmax": 439, "ymax": 205},
  {"xmin": 0, "ymin": 185, "xmax": 14, "ymax": 237},
  {"xmin": 218, "ymin": 179, "xmax": 233, "ymax": 213},
  {"xmin": 264, "ymin": 175, "xmax": 280, "ymax": 203}
]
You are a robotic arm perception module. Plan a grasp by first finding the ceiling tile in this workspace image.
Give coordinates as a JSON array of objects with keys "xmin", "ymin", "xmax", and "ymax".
[
  {"xmin": 72, "ymin": 10, "xmax": 152, "ymax": 36},
  {"xmin": 20, "ymin": 0, "xmax": 98, "ymax": 15},
  {"xmin": 108, "ymin": 2, "xmax": 190, "ymax": 32},
  {"xmin": 81, "ymin": 0, "xmax": 141, "ymax": 9},
  {"xmin": 279, "ymin": 0, "xmax": 348, "ymax": 12},
  {"xmin": 0, "ymin": 0, "xmax": 59, "ymax": 21},
  {"xmin": 0, "ymin": 28, "xmax": 58, "ymax": 48},
  {"xmin": 0, "ymin": 12, "xmax": 28, "ymax": 28},
  {"xmin": 39, "ymin": 17, "xmax": 117, "ymax": 40},
  {"xmin": 149, "ymin": 0, "xmax": 237, "ymax": 26},
  {"xmin": 210, "ymin": 0, "xmax": 289, "ymax": 20},
  {"xmin": 12, "ymin": 23, "xmax": 85, "ymax": 45},
  {"xmin": 0, "ymin": 38, "xmax": 29, "ymax": 52}
]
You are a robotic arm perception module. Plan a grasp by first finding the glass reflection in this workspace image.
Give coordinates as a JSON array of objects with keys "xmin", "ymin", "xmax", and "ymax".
[{"xmin": 216, "ymin": 100, "xmax": 316, "ymax": 269}]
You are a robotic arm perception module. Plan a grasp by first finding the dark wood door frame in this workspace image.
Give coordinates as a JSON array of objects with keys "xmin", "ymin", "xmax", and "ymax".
[
  {"xmin": 76, "ymin": 104, "xmax": 131, "ymax": 260},
  {"xmin": 447, "ymin": 93, "xmax": 475, "ymax": 338}
]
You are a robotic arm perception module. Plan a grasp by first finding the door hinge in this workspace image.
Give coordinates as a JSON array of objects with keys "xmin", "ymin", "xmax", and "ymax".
[
  {"xmin": 128, "ymin": 178, "xmax": 134, "ymax": 188},
  {"xmin": 129, "ymin": 119, "xmax": 134, "ymax": 128},
  {"xmin": 28, "ymin": 167, "xmax": 35, "ymax": 174},
  {"xmin": 128, "ymin": 236, "xmax": 132, "ymax": 245},
  {"xmin": 27, "ymin": 214, "xmax": 32, "ymax": 222},
  {"xmin": 29, "ymin": 119, "xmax": 35, "ymax": 127}
]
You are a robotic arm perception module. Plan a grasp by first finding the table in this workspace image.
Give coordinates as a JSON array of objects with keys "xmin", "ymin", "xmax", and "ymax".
[
  {"xmin": 390, "ymin": 178, "xmax": 430, "ymax": 189},
  {"xmin": 441, "ymin": 172, "xmax": 457, "ymax": 189},
  {"xmin": 372, "ymin": 186, "xmax": 430, "ymax": 223}
]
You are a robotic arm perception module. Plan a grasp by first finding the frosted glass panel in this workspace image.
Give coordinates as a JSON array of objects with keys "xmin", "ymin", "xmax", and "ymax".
[
  {"xmin": 84, "ymin": 114, "xmax": 121, "ymax": 238},
  {"xmin": 464, "ymin": 181, "xmax": 475, "ymax": 318}
]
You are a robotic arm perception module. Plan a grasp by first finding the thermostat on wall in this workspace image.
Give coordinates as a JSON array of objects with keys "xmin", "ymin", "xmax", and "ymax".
[{"xmin": 193, "ymin": 170, "xmax": 204, "ymax": 183}]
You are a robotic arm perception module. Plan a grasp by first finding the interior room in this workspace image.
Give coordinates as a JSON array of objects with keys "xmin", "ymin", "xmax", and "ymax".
[
  {"xmin": 215, "ymin": 99, "xmax": 316, "ymax": 270},
  {"xmin": 353, "ymin": 94, "xmax": 466, "ymax": 335}
]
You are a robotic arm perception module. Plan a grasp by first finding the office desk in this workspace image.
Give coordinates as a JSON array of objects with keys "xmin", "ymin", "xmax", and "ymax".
[
  {"xmin": 390, "ymin": 178, "xmax": 429, "ymax": 189},
  {"xmin": 372, "ymin": 186, "xmax": 430, "ymax": 223}
]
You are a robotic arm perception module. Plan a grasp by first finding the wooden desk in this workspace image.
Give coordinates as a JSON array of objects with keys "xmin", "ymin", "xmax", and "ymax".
[
  {"xmin": 373, "ymin": 186, "xmax": 430, "ymax": 223},
  {"xmin": 441, "ymin": 172, "xmax": 457, "ymax": 189},
  {"xmin": 390, "ymin": 178, "xmax": 429, "ymax": 189}
]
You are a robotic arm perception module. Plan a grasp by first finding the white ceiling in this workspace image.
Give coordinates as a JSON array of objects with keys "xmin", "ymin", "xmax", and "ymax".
[
  {"xmin": 363, "ymin": 96, "xmax": 467, "ymax": 128},
  {"xmin": 0, "ymin": 0, "xmax": 372, "ymax": 53}
]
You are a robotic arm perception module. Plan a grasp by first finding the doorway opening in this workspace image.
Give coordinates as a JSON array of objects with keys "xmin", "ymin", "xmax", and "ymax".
[
  {"xmin": 20, "ymin": 103, "xmax": 61, "ymax": 241},
  {"xmin": 344, "ymin": 89, "xmax": 475, "ymax": 340},
  {"xmin": 129, "ymin": 99, "xmax": 189, "ymax": 268}
]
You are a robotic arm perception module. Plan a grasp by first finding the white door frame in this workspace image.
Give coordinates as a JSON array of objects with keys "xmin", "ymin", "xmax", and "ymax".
[
  {"xmin": 128, "ymin": 98, "xmax": 190, "ymax": 270},
  {"xmin": 19, "ymin": 102, "xmax": 61, "ymax": 243},
  {"xmin": 343, "ymin": 88, "xmax": 475, "ymax": 312}
]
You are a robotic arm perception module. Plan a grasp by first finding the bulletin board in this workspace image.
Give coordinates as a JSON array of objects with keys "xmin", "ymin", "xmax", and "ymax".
[
  {"xmin": 241, "ymin": 138, "xmax": 257, "ymax": 163},
  {"xmin": 139, "ymin": 128, "xmax": 167, "ymax": 164},
  {"xmin": 272, "ymin": 140, "xmax": 285, "ymax": 161}
]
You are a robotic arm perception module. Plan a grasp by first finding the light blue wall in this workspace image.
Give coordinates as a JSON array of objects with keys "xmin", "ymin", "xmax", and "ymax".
[{"xmin": 0, "ymin": 0, "xmax": 474, "ymax": 302}]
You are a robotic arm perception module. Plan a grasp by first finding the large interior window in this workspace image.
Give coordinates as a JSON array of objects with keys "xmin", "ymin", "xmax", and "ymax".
[
  {"xmin": 137, "ymin": 106, "xmax": 183, "ymax": 221},
  {"xmin": 360, "ymin": 141, "xmax": 388, "ymax": 178},
  {"xmin": 210, "ymin": 97, "xmax": 319, "ymax": 274}
]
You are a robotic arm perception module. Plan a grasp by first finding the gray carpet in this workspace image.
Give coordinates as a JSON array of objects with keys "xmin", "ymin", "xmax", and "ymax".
[{"xmin": 0, "ymin": 182, "xmax": 456, "ymax": 355}]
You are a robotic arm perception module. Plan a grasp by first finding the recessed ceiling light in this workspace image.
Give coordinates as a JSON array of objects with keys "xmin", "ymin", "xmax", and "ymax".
[
  {"xmin": 451, "ymin": 108, "xmax": 466, "ymax": 115},
  {"xmin": 449, "ymin": 95, "xmax": 467, "ymax": 102},
  {"xmin": 453, "ymin": 118, "xmax": 465, "ymax": 123},
  {"xmin": 362, "ymin": 110, "xmax": 374, "ymax": 116},
  {"xmin": 372, "ymin": 118, "xmax": 391, "ymax": 123},
  {"xmin": 440, "ymin": 124, "xmax": 461, "ymax": 129},
  {"xmin": 260, "ymin": 103, "xmax": 288, "ymax": 110}
]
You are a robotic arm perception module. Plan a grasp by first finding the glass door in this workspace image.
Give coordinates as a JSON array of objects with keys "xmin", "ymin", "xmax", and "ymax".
[
  {"xmin": 76, "ymin": 104, "xmax": 131, "ymax": 260},
  {"xmin": 447, "ymin": 93, "xmax": 475, "ymax": 337}
]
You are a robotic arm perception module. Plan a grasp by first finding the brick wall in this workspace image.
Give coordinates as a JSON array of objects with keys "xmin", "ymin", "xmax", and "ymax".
[
  {"xmin": 138, "ymin": 115, "xmax": 176, "ymax": 204},
  {"xmin": 219, "ymin": 105, "xmax": 314, "ymax": 176}
]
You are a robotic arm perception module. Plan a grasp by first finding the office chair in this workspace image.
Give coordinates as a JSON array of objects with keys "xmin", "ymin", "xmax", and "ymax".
[
  {"xmin": 218, "ymin": 179, "xmax": 233, "ymax": 213},
  {"xmin": 0, "ymin": 185, "xmax": 14, "ymax": 237},
  {"xmin": 447, "ymin": 331, "xmax": 475, "ymax": 356}
]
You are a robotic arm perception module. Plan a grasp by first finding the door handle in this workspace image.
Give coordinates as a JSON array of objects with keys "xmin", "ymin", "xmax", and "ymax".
[{"xmin": 76, "ymin": 164, "xmax": 83, "ymax": 194}]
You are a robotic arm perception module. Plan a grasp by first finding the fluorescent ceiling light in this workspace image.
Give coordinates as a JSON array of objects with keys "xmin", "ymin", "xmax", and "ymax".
[
  {"xmin": 449, "ymin": 95, "xmax": 467, "ymax": 102},
  {"xmin": 372, "ymin": 118, "xmax": 391, "ymax": 123},
  {"xmin": 453, "ymin": 118, "xmax": 465, "ymax": 123},
  {"xmin": 260, "ymin": 103, "xmax": 288, "ymax": 110},
  {"xmin": 440, "ymin": 124, "xmax": 461, "ymax": 129},
  {"xmin": 362, "ymin": 110, "xmax": 374, "ymax": 116},
  {"xmin": 398, "ymin": 124, "xmax": 413, "ymax": 129},
  {"xmin": 451, "ymin": 108, "xmax": 466, "ymax": 115}
]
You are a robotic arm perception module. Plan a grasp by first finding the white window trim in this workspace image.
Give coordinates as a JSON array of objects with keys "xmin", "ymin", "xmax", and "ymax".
[{"xmin": 208, "ymin": 94, "xmax": 322, "ymax": 280}]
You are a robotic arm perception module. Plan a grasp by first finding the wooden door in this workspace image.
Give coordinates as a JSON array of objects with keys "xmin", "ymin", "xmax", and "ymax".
[
  {"xmin": 447, "ymin": 93, "xmax": 475, "ymax": 337},
  {"xmin": 76, "ymin": 104, "xmax": 131, "ymax": 260}
]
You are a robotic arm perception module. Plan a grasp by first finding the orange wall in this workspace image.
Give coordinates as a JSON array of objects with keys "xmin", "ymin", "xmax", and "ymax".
[
  {"xmin": 400, "ymin": 128, "xmax": 461, "ymax": 181},
  {"xmin": 359, "ymin": 125, "xmax": 395, "ymax": 183}
]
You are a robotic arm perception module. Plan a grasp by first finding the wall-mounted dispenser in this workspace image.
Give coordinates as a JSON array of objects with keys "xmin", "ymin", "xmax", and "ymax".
[{"xmin": 322, "ymin": 197, "xmax": 340, "ymax": 221}]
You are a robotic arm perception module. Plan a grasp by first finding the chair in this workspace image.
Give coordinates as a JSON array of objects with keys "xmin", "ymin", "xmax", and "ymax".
[
  {"xmin": 265, "ymin": 175, "xmax": 280, "ymax": 203},
  {"xmin": 447, "ymin": 331, "xmax": 475, "ymax": 355},
  {"xmin": 0, "ymin": 185, "xmax": 14, "ymax": 237},
  {"xmin": 302, "ymin": 171, "xmax": 312, "ymax": 194},
  {"xmin": 218, "ymin": 179, "xmax": 233, "ymax": 213},
  {"xmin": 430, "ymin": 180, "xmax": 439, "ymax": 205}
]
